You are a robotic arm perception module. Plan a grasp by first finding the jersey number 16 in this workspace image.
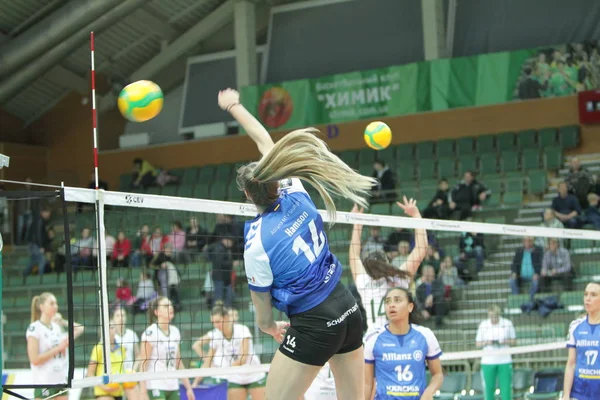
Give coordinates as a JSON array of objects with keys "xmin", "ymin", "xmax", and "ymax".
[{"xmin": 292, "ymin": 220, "xmax": 325, "ymax": 263}]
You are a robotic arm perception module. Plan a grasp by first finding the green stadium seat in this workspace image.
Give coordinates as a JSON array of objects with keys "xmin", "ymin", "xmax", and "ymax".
[
  {"xmin": 485, "ymin": 179, "xmax": 502, "ymax": 196},
  {"xmin": 395, "ymin": 144, "xmax": 414, "ymax": 162},
  {"xmin": 371, "ymin": 204, "xmax": 390, "ymax": 215},
  {"xmin": 516, "ymin": 326, "xmax": 540, "ymax": 339},
  {"xmin": 505, "ymin": 177, "xmax": 523, "ymax": 193},
  {"xmin": 210, "ymin": 182, "xmax": 227, "ymax": 200},
  {"xmin": 416, "ymin": 141, "xmax": 435, "ymax": 159},
  {"xmin": 193, "ymin": 184, "xmax": 210, "ymax": 199},
  {"xmin": 161, "ymin": 186, "xmax": 177, "ymax": 196},
  {"xmin": 479, "ymin": 153, "xmax": 498, "ymax": 176},
  {"xmin": 527, "ymin": 170, "xmax": 547, "ymax": 195},
  {"xmin": 497, "ymin": 132, "xmax": 516, "ymax": 151},
  {"xmin": 500, "ymin": 151, "xmax": 519, "ymax": 174},
  {"xmin": 417, "ymin": 188, "xmax": 436, "ymax": 206},
  {"xmin": 559, "ymin": 125, "xmax": 579, "ymax": 149},
  {"xmin": 476, "ymin": 135, "xmax": 495, "ymax": 153},
  {"xmin": 484, "ymin": 216, "xmax": 506, "ymax": 224},
  {"xmin": 435, "ymin": 372, "xmax": 468, "ymax": 400},
  {"xmin": 503, "ymin": 191, "xmax": 523, "ymax": 205},
  {"xmin": 436, "ymin": 139, "xmax": 455, "ymax": 158},
  {"xmin": 198, "ymin": 165, "xmax": 216, "ymax": 183},
  {"xmin": 577, "ymin": 261, "xmax": 600, "ymax": 278},
  {"xmin": 178, "ymin": 185, "xmax": 194, "ymax": 198},
  {"xmin": 507, "ymin": 294, "xmax": 530, "ymax": 310},
  {"xmin": 485, "ymin": 192, "xmax": 502, "ymax": 207},
  {"xmin": 544, "ymin": 146, "xmax": 563, "ymax": 170},
  {"xmin": 119, "ymin": 174, "xmax": 133, "ymax": 191},
  {"xmin": 339, "ymin": 150, "xmax": 357, "ymax": 167},
  {"xmin": 517, "ymin": 129, "xmax": 537, "ymax": 149},
  {"xmin": 375, "ymin": 147, "xmax": 395, "ymax": 167},
  {"xmin": 538, "ymin": 127, "xmax": 557, "ymax": 147},
  {"xmin": 181, "ymin": 167, "xmax": 200, "ymax": 185},
  {"xmin": 418, "ymin": 161, "xmax": 436, "ymax": 180},
  {"xmin": 227, "ymin": 180, "xmax": 240, "ymax": 200},
  {"xmin": 456, "ymin": 137, "xmax": 474, "ymax": 155},
  {"xmin": 522, "ymin": 148, "xmax": 541, "ymax": 171},
  {"xmin": 146, "ymin": 186, "xmax": 161, "ymax": 195},
  {"xmin": 512, "ymin": 368, "xmax": 534, "ymax": 396},
  {"xmin": 561, "ymin": 291, "xmax": 583, "ymax": 308},
  {"xmin": 458, "ymin": 155, "xmax": 477, "ymax": 175},
  {"xmin": 358, "ymin": 148, "xmax": 376, "ymax": 166},
  {"xmin": 572, "ymin": 239, "xmax": 593, "ymax": 251},
  {"xmin": 542, "ymin": 323, "xmax": 566, "ymax": 338},
  {"xmin": 358, "ymin": 163, "xmax": 371, "ymax": 176},
  {"xmin": 214, "ymin": 164, "xmax": 233, "ymax": 182},
  {"xmin": 437, "ymin": 158, "xmax": 456, "ymax": 179}
]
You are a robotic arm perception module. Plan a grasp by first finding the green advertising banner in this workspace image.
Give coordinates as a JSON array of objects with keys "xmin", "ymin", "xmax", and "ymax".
[{"xmin": 239, "ymin": 47, "xmax": 540, "ymax": 131}]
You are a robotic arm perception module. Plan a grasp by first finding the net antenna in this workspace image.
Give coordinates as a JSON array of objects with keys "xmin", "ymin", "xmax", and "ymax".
[
  {"xmin": 0, "ymin": 154, "xmax": 9, "ymax": 253},
  {"xmin": 90, "ymin": 31, "xmax": 112, "ymax": 384}
]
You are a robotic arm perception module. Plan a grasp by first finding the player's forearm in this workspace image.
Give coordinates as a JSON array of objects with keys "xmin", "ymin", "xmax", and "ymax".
[
  {"xmin": 563, "ymin": 364, "xmax": 575, "ymax": 398},
  {"xmin": 33, "ymin": 346, "xmax": 62, "ymax": 365},
  {"xmin": 229, "ymin": 105, "xmax": 274, "ymax": 156},
  {"xmin": 425, "ymin": 372, "xmax": 444, "ymax": 395}
]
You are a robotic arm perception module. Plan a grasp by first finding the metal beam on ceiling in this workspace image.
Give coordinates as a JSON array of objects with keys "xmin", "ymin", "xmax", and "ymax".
[
  {"xmin": 135, "ymin": 9, "xmax": 178, "ymax": 41},
  {"xmin": 98, "ymin": 0, "xmax": 236, "ymax": 112},
  {"xmin": 0, "ymin": 0, "xmax": 149, "ymax": 106},
  {"xmin": 44, "ymin": 65, "xmax": 88, "ymax": 95},
  {"xmin": 0, "ymin": 0, "xmax": 123, "ymax": 80},
  {"xmin": 168, "ymin": 0, "xmax": 214, "ymax": 24},
  {"xmin": 8, "ymin": 0, "xmax": 66, "ymax": 38}
]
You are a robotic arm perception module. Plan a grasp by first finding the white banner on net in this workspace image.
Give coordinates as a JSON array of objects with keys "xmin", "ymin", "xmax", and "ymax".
[{"xmin": 63, "ymin": 186, "xmax": 579, "ymax": 386}]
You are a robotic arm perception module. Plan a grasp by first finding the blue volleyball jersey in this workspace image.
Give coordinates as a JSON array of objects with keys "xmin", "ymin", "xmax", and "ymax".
[
  {"xmin": 567, "ymin": 316, "xmax": 600, "ymax": 400},
  {"xmin": 243, "ymin": 178, "xmax": 341, "ymax": 316},
  {"xmin": 364, "ymin": 324, "xmax": 442, "ymax": 400}
]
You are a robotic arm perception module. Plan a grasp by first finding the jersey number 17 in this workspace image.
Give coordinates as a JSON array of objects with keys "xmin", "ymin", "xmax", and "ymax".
[{"xmin": 292, "ymin": 220, "xmax": 325, "ymax": 262}]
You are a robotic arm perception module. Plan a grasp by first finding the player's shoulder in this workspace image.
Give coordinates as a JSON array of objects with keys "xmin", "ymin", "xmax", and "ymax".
[
  {"xmin": 235, "ymin": 323, "xmax": 252, "ymax": 336},
  {"xmin": 411, "ymin": 324, "xmax": 438, "ymax": 341},
  {"xmin": 569, "ymin": 316, "xmax": 587, "ymax": 333},
  {"xmin": 26, "ymin": 320, "xmax": 40, "ymax": 335},
  {"xmin": 142, "ymin": 323, "xmax": 157, "ymax": 338},
  {"xmin": 364, "ymin": 325, "xmax": 387, "ymax": 345}
]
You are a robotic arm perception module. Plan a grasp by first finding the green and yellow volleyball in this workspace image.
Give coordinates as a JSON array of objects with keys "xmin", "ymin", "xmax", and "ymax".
[
  {"xmin": 364, "ymin": 121, "xmax": 392, "ymax": 150},
  {"xmin": 117, "ymin": 80, "xmax": 164, "ymax": 122}
]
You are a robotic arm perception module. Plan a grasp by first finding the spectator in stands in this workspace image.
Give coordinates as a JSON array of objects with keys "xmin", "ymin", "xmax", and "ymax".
[
  {"xmin": 423, "ymin": 245, "xmax": 441, "ymax": 274},
  {"xmin": 535, "ymin": 208, "xmax": 564, "ymax": 249},
  {"xmin": 186, "ymin": 216, "xmax": 209, "ymax": 261},
  {"xmin": 416, "ymin": 265, "xmax": 447, "ymax": 328},
  {"xmin": 104, "ymin": 230, "xmax": 115, "ymax": 263},
  {"xmin": 360, "ymin": 226, "xmax": 385, "ymax": 259},
  {"xmin": 115, "ymin": 278, "xmax": 134, "ymax": 308},
  {"xmin": 422, "ymin": 179, "xmax": 451, "ymax": 219},
  {"xmin": 549, "ymin": 60, "xmax": 576, "ymax": 96},
  {"xmin": 71, "ymin": 227, "xmax": 97, "ymax": 270},
  {"xmin": 391, "ymin": 241, "xmax": 410, "ymax": 269},
  {"xmin": 438, "ymin": 255, "xmax": 463, "ymax": 290},
  {"xmin": 132, "ymin": 270, "xmax": 157, "ymax": 315},
  {"xmin": 23, "ymin": 207, "xmax": 51, "ymax": 280},
  {"xmin": 205, "ymin": 235, "xmax": 236, "ymax": 307},
  {"xmin": 540, "ymin": 238, "xmax": 573, "ymax": 292},
  {"xmin": 154, "ymin": 246, "xmax": 181, "ymax": 310},
  {"xmin": 16, "ymin": 178, "xmax": 34, "ymax": 245},
  {"xmin": 370, "ymin": 160, "xmax": 396, "ymax": 204},
  {"xmin": 518, "ymin": 65, "xmax": 546, "ymax": 99},
  {"xmin": 552, "ymin": 182, "xmax": 582, "ymax": 229},
  {"xmin": 565, "ymin": 157, "xmax": 594, "ymax": 208},
  {"xmin": 168, "ymin": 220, "xmax": 189, "ymax": 266},
  {"xmin": 131, "ymin": 158, "xmax": 157, "ymax": 189},
  {"xmin": 0, "ymin": 184, "xmax": 8, "ymax": 234},
  {"xmin": 585, "ymin": 193, "xmax": 600, "ymax": 229},
  {"xmin": 449, "ymin": 171, "xmax": 491, "ymax": 220},
  {"xmin": 111, "ymin": 231, "xmax": 131, "ymax": 268},
  {"xmin": 509, "ymin": 236, "xmax": 542, "ymax": 299},
  {"xmin": 456, "ymin": 232, "xmax": 485, "ymax": 280},
  {"xmin": 384, "ymin": 227, "xmax": 413, "ymax": 259},
  {"xmin": 44, "ymin": 228, "xmax": 60, "ymax": 273},
  {"xmin": 131, "ymin": 224, "xmax": 151, "ymax": 267},
  {"xmin": 475, "ymin": 305, "xmax": 516, "ymax": 400},
  {"xmin": 149, "ymin": 226, "xmax": 169, "ymax": 264}
]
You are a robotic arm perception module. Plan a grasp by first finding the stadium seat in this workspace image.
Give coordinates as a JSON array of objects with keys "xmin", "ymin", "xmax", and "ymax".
[
  {"xmin": 435, "ymin": 372, "xmax": 468, "ymax": 400},
  {"xmin": 419, "ymin": 161, "xmax": 436, "ymax": 180},
  {"xmin": 497, "ymin": 132, "xmax": 516, "ymax": 151},
  {"xmin": 437, "ymin": 158, "xmax": 456, "ymax": 179},
  {"xmin": 505, "ymin": 177, "xmax": 524, "ymax": 194},
  {"xmin": 512, "ymin": 368, "xmax": 534, "ymax": 399},
  {"xmin": 527, "ymin": 170, "xmax": 547, "ymax": 195},
  {"xmin": 576, "ymin": 261, "xmax": 600, "ymax": 280},
  {"xmin": 538, "ymin": 127, "xmax": 557, "ymax": 147},
  {"xmin": 193, "ymin": 184, "xmax": 210, "ymax": 199},
  {"xmin": 503, "ymin": 191, "xmax": 523, "ymax": 206},
  {"xmin": 395, "ymin": 143, "xmax": 414, "ymax": 162},
  {"xmin": 484, "ymin": 179, "xmax": 502, "ymax": 197},
  {"xmin": 178, "ymin": 185, "xmax": 194, "ymax": 198},
  {"xmin": 456, "ymin": 137, "xmax": 475, "ymax": 156},
  {"xmin": 484, "ymin": 216, "xmax": 506, "ymax": 224},
  {"xmin": 458, "ymin": 155, "xmax": 477, "ymax": 175},
  {"xmin": 119, "ymin": 174, "xmax": 133, "ymax": 191},
  {"xmin": 560, "ymin": 291, "xmax": 583, "ymax": 309},
  {"xmin": 517, "ymin": 129, "xmax": 537, "ymax": 149},
  {"xmin": 161, "ymin": 185, "xmax": 177, "ymax": 196},
  {"xmin": 371, "ymin": 204, "xmax": 390, "ymax": 215},
  {"xmin": 516, "ymin": 325, "xmax": 540, "ymax": 339},
  {"xmin": 522, "ymin": 148, "xmax": 541, "ymax": 171},
  {"xmin": 181, "ymin": 167, "xmax": 200, "ymax": 185},
  {"xmin": 358, "ymin": 148, "xmax": 376, "ymax": 166},
  {"xmin": 558, "ymin": 125, "xmax": 579, "ymax": 149},
  {"xmin": 417, "ymin": 141, "xmax": 435, "ymax": 159},
  {"xmin": 197, "ymin": 165, "xmax": 216, "ymax": 183},
  {"xmin": 525, "ymin": 368, "xmax": 563, "ymax": 399},
  {"xmin": 146, "ymin": 186, "xmax": 161, "ymax": 195},
  {"xmin": 479, "ymin": 153, "xmax": 498, "ymax": 176},
  {"xmin": 457, "ymin": 371, "xmax": 484, "ymax": 399},
  {"xmin": 500, "ymin": 152, "xmax": 519, "ymax": 175},
  {"xmin": 543, "ymin": 147, "xmax": 562, "ymax": 171},
  {"xmin": 475, "ymin": 135, "xmax": 495, "ymax": 153},
  {"xmin": 376, "ymin": 147, "xmax": 395, "ymax": 167},
  {"xmin": 437, "ymin": 139, "xmax": 455, "ymax": 158},
  {"xmin": 339, "ymin": 150, "xmax": 358, "ymax": 167},
  {"xmin": 214, "ymin": 164, "xmax": 233, "ymax": 182}
]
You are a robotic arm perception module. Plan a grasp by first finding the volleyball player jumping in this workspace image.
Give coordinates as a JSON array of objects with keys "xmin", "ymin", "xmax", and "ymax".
[
  {"xmin": 218, "ymin": 88, "xmax": 376, "ymax": 400},
  {"xmin": 563, "ymin": 281, "xmax": 600, "ymax": 400},
  {"xmin": 349, "ymin": 202, "xmax": 428, "ymax": 333}
]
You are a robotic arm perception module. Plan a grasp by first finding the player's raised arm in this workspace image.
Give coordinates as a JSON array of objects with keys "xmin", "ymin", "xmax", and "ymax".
[
  {"xmin": 397, "ymin": 197, "xmax": 428, "ymax": 277},
  {"xmin": 218, "ymin": 88, "xmax": 275, "ymax": 156},
  {"xmin": 349, "ymin": 205, "xmax": 367, "ymax": 279}
]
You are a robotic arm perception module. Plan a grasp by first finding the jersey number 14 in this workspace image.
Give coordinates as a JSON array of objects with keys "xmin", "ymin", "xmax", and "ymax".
[{"xmin": 292, "ymin": 220, "xmax": 325, "ymax": 262}]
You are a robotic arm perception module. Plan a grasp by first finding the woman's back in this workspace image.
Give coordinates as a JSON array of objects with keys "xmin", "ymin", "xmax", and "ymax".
[{"xmin": 243, "ymin": 178, "xmax": 341, "ymax": 316}]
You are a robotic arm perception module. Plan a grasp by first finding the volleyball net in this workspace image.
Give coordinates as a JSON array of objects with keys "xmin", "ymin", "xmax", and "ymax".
[{"xmin": 6, "ymin": 184, "xmax": 598, "ymax": 393}]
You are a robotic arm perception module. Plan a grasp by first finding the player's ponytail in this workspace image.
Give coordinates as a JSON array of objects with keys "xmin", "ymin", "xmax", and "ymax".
[
  {"xmin": 30, "ymin": 292, "xmax": 53, "ymax": 323},
  {"xmin": 147, "ymin": 296, "xmax": 168, "ymax": 325},
  {"xmin": 237, "ymin": 129, "xmax": 377, "ymax": 223},
  {"xmin": 363, "ymin": 251, "xmax": 412, "ymax": 284}
]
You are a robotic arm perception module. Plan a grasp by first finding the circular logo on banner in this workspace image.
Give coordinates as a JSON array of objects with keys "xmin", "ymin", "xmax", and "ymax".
[{"xmin": 258, "ymin": 87, "xmax": 293, "ymax": 128}]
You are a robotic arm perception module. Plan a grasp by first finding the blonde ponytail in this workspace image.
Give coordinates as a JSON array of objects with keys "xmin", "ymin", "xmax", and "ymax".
[
  {"xmin": 31, "ymin": 292, "xmax": 53, "ymax": 323},
  {"xmin": 237, "ymin": 128, "xmax": 376, "ymax": 223}
]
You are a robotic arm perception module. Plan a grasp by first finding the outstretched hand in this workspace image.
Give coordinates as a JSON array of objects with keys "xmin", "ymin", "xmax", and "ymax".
[
  {"xmin": 396, "ymin": 196, "xmax": 421, "ymax": 218},
  {"xmin": 350, "ymin": 204, "xmax": 364, "ymax": 230},
  {"xmin": 218, "ymin": 88, "xmax": 240, "ymax": 111}
]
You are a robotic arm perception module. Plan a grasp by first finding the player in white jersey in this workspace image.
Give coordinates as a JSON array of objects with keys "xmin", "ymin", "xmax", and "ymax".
[
  {"xmin": 26, "ymin": 292, "xmax": 84, "ymax": 400},
  {"xmin": 112, "ymin": 307, "xmax": 141, "ymax": 400},
  {"xmin": 139, "ymin": 297, "xmax": 195, "ymax": 400},
  {"xmin": 563, "ymin": 281, "xmax": 600, "ymax": 400},
  {"xmin": 219, "ymin": 88, "xmax": 376, "ymax": 400},
  {"xmin": 193, "ymin": 304, "xmax": 266, "ymax": 399},
  {"xmin": 349, "ymin": 201, "xmax": 428, "ymax": 333},
  {"xmin": 364, "ymin": 287, "xmax": 444, "ymax": 400}
]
